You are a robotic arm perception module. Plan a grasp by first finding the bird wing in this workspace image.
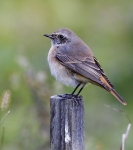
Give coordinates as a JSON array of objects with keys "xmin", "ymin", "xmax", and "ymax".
[{"xmin": 56, "ymin": 44, "xmax": 114, "ymax": 90}]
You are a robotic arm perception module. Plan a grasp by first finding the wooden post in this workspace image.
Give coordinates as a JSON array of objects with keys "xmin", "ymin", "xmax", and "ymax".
[{"xmin": 50, "ymin": 94, "xmax": 84, "ymax": 150}]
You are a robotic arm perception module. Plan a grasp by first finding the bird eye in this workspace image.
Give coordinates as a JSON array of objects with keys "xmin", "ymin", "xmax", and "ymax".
[{"xmin": 59, "ymin": 35, "xmax": 64, "ymax": 39}]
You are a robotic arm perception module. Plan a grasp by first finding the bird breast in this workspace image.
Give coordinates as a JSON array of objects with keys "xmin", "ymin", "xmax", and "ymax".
[{"xmin": 47, "ymin": 46, "xmax": 79, "ymax": 87}]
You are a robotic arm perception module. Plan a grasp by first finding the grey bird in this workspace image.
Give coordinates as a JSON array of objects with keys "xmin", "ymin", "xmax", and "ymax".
[{"xmin": 44, "ymin": 28, "xmax": 127, "ymax": 105}]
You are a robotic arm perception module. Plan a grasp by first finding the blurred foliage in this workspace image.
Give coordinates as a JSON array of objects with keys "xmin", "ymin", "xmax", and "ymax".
[{"xmin": 0, "ymin": 0, "xmax": 133, "ymax": 149}]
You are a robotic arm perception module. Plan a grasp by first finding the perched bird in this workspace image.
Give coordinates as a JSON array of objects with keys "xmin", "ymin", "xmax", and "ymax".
[{"xmin": 44, "ymin": 28, "xmax": 127, "ymax": 105}]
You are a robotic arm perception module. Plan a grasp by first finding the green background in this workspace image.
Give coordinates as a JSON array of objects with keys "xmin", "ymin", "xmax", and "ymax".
[{"xmin": 0, "ymin": 0, "xmax": 133, "ymax": 149}]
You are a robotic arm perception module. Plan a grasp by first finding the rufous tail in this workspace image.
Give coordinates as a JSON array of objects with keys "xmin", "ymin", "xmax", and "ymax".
[
  {"xmin": 110, "ymin": 89, "xmax": 127, "ymax": 105},
  {"xmin": 100, "ymin": 76, "xmax": 127, "ymax": 105}
]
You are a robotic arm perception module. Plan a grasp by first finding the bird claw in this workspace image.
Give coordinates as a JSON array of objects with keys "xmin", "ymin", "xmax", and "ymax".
[{"xmin": 58, "ymin": 94, "xmax": 82, "ymax": 106}]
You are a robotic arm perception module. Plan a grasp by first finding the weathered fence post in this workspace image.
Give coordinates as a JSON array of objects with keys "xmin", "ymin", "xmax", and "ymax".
[{"xmin": 50, "ymin": 94, "xmax": 84, "ymax": 150}]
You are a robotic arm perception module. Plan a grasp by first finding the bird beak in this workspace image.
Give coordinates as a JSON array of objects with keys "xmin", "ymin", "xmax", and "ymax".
[{"xmin": 43, "ymin": 34, "xmax": 53, "ymax": 39}]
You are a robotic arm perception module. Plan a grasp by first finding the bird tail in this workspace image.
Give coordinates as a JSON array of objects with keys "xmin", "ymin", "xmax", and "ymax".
[{"xmin": 110, "ymin": 89, "xmax": 127, "ymax": 105}]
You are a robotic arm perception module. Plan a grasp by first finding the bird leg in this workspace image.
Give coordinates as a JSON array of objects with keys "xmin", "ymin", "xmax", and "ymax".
[
  {"xmin": 76, "ymin": 84, "xmax": 86, "ymax": 96},
  {"xmin": 71, "ymin": 83, "xmax": 81, "ymax": 95}
]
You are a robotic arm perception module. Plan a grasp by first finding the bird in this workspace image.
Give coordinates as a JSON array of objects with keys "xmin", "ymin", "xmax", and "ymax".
[{"xmin": 44, "ymin": 28, "xmax": 127, "ymax": 105}]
